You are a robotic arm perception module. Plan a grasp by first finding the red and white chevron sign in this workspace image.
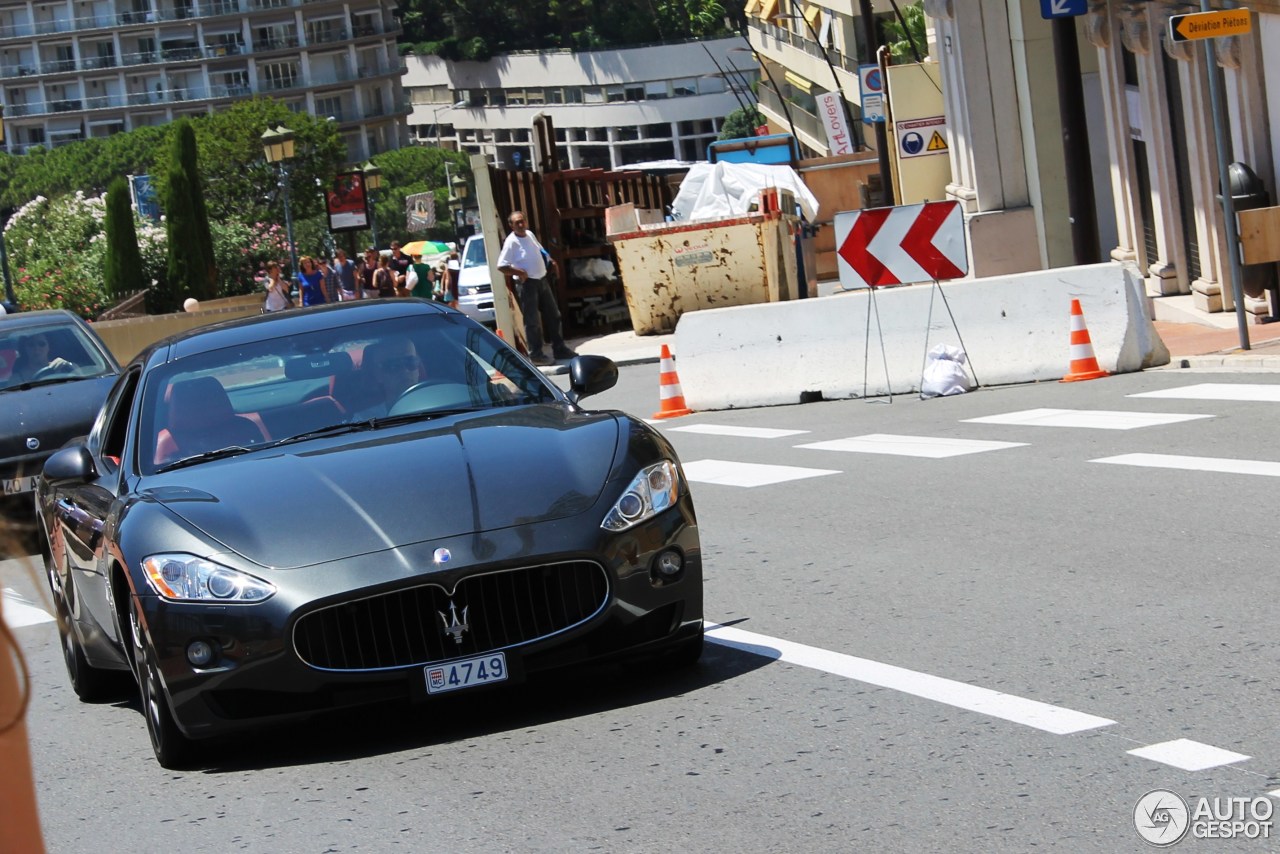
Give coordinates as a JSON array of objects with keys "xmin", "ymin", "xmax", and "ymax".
[{"xmin": 834, "ymin": 200, "xmax": 968, "ymax": 288}]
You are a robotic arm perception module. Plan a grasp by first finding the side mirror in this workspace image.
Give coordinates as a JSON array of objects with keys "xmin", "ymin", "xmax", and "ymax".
[
  {"xmin": 566, "ymin": 355, "xmax": 618, "ymax": 404},
  {"xmin": 43, "ymin": 445, "xmax": 96, "ymax": 483}
]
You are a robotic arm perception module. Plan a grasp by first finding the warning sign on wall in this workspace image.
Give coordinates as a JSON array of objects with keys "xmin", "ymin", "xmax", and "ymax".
[{"xmin": 896, "ymin": 115, "xmax": 948, "ymax": 159}]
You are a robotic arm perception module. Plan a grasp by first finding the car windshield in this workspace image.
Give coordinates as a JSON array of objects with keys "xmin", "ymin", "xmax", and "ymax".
[
  {"xmin": 137, "ymin": 314, "xmax": 560, "ymax": 475},
  {"xmin": 462, "ymin": 237, "xmax": 486, "ymax": 269},
  {"xmin": 0, "ymin": 319, "xmax": 116, "ymax": 392}
]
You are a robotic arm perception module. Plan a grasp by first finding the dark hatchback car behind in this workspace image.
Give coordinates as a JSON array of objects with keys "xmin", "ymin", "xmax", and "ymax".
[{"xmin": 0, "ymin": 309, "xmax": 120, "ymax": 529}]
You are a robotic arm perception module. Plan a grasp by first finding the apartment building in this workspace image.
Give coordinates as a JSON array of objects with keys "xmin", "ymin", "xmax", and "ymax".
[
  {"xmin": 0, "ymin": 0, "xmax": 409, "ymax": 160},
  {"xmin": 403, "ymin": 37, "xmax": 760, "ymax": 171}
]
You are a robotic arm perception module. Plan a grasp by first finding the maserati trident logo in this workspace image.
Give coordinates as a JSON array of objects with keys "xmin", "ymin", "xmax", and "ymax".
[{"xmin": 438, "ymin": 600, "xmax": 469, "ymax": 645}]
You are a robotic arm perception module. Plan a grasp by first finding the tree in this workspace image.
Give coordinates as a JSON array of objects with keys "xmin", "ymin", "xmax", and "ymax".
[
  {"xmin": 718, "ymin": 105, "xmax": 766, "ymax": 141},
  {"xmin": 884, "ymin": 2, "xmax": 927, "ymax": 64},
  {"xmin": 103, "ymin": 177, "xmax": 145, "ymax": 299},
  {"xmin": 160, "ymin": 166, "xmax": 203, "ymax": 312},
  {"xmin": 362, "ymin": 146, "xmax": 471, "ymax": 245},
  {"xmin": 170, "ymin": 119, "xmax": 217, "ymax": 297}
]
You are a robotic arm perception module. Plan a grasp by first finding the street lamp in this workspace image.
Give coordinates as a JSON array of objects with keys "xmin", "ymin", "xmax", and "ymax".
[
  {"xmin": 361, "ymin": 160, "xmax": 383, "ymax": 249},
  {"xmin": 261, "ymin": 125, "xmax": 299, "ymax": 282},
  {"xmin": 448, "ymin": 171, "xmax": 468, "ymax": 240}
]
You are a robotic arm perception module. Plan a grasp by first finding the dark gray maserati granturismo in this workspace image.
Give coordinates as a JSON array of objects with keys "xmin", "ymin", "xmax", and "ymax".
[{"xmin": 36, "ymin": 299, "xmax": 702, "ymax": 768}]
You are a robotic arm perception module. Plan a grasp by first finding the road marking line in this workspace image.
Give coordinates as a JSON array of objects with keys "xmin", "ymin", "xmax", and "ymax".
[
  {"xmin": 1092, "ymin": 453, "xmax": 1280, "ymax": 477},
  {"xmin": 704, "ymin": 623, "xmax": 1115, "ymax": 735},
  {"xmin": 964, "ymin": 408, "xmax": 1213, "ymax": 430},
  {"xmin": 796, "ymin": 433, "xmax": 1027, "ymax": 458},
  {"xmin": 681, "ymin": 459, "xmax": 840, "ymax": 488},
  {"xmin": 1, "ymin": 588, "xmax": 55, "ymax": 629},
  {"xmin": 668, "ymin": 424, "xmax": 810, "ymax": 439},
  {"xmin": 1130, "ymin": 383, "xmax": 1280, "ymax": 402},
  {"xmin": 1127, "ymin": 739, "xmax": 1250, "ymax": 771}
]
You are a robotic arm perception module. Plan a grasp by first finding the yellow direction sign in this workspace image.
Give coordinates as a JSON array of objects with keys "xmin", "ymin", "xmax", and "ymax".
[{"xmin": 1168, "ymin": 9, "xmax": 1252, "ymax": 42}]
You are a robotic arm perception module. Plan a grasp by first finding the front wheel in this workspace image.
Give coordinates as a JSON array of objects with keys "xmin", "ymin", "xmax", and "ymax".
[
  {"xmin": 129, "ymin": 597, "xmax": 197, "ymax": 769},
  {"xmin": 48, "ymin": 554, "xmax": 116, "ymax": 701}
]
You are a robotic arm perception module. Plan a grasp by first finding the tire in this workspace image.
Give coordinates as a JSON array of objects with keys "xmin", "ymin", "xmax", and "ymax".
[
  {"xmin": 47, "ymin": 555, "xmax": 116, "ymax": 702},
  {"xmin": 129, "ymin": 597, "xmax": 197, "ymax": 769}
]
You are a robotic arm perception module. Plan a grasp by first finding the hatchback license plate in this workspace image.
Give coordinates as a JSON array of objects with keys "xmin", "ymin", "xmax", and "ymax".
[
  {"xmin": 425, "ymin": 652, "xmax": 507, "ymax": 695},
  {"xmin": 2, "ymin": 476, "xmax": 38, "ymax": 496}
]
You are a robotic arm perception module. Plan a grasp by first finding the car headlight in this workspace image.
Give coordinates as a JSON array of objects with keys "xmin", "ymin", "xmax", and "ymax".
[
  {"xmin": 601, "ymin": 460, "xmax": 681, "ymax": 532},
  {"xmin": 141, "ymin": 553, "xmax": 275, "ymax": 603},
  {"xmin": 460, "ymin": 285, "xmax": 478, "ymax": 296}
]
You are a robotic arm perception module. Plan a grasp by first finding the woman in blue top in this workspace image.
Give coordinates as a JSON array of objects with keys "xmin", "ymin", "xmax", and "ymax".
[{"xmin": 297, "ymin": 256, "xmax": 327, "ymax": 307}]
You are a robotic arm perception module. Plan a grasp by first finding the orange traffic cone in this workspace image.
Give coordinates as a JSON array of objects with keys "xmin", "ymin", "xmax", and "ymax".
[
  {"xmin": 652, "ymin": 344, "xmax": 692, "ymax": 419},
  {"xmin": 1061, "ymin": 298, "xmax": 1110, "ymax": 382}
]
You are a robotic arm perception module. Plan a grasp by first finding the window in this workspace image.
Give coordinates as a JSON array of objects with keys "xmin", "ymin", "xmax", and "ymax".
[
  {"xmin": 505, "ymin": 88, "xmax": 523, "ymax": 106},
  {"xmin": 698, "ymin": 77, "xmax": 726, "ymax": 94},
  {"xmin": 260, "ymin": 61, "xmax": 298, "ymax": 90},
  {"xmin": 563, "ymin": 87, "xmax": 582, "ymax": 103},
  {"xmin": 672, "ymin": 78, "xmax": 696, "ymax": 97},
  {"xmin": 525, "ymin": 88, "xmax": 544, "ymax": 105},
  {"xmin": 583, "ymin": 87, "xmax": 603, "ymax": 103},
  {"xmin": 606, "ymin": 85, "xmax": 624, "ymax": 102},
  {"xmin": 315, "ymin": 94, "xmax": 343, "ymax": 120},
  {"xmin": 548, "ymin": 88, "xmax": 564, "ymax": 104},
  {"xmin": 644, "ymin": 81, "xmax": 668, "ymax": 100},
  {"xmin": 624, "ymin": 83, "xmax": 643, "ymax": 101}
]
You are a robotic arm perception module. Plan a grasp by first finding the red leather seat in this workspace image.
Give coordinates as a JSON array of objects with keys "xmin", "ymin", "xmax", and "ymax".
[{"xmin": 154, "ymin": 377, "xmax": 270, "ymax": 466}]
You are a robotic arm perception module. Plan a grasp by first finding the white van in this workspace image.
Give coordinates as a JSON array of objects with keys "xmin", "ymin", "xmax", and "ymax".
[{"xmin": 457, "ymin": 234, "xmax": 496, "ymax": 326}]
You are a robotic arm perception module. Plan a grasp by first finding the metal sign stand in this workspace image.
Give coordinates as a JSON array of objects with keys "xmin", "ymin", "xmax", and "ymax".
[
  {"xmin": 919, "ymin": 278, "xmax": 981, "ymax": 394},
  {"xmin": 861, "ymin": 285, "xmax": 894, "ymax": 403}
]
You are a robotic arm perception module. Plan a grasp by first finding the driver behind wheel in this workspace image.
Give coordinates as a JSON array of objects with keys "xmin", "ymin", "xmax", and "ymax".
[
  {"xmin": 10, "ymin": 333, "xmax": 73, "ymax": 382},
  {"xmin": 351, "ymin": 336, "xmax": 423, "ymax": 420}
]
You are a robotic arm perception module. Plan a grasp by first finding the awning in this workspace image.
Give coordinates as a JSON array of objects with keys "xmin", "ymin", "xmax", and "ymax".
[
  {"xmin": 784, "ymin": 70, "xmax": 813, "ymax": 93},
  {"xmin": 803, "ymin": 4, "xmax": 822, "ymax": 33},
  {"xmin": 757, "ymin": 0, "xmax": 779, "ymax": 23}
]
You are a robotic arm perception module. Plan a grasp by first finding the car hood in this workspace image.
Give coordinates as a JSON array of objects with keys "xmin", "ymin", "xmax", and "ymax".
[
  {"xmin": 143, "ymin": 406, "xmax": 621, "ymax": 568},
  {"xmin": 0, "ymin": 375, "xmax": 114, "ymax": 470}
]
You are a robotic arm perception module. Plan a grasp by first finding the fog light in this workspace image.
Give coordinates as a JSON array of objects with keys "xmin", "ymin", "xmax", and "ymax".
[
  {"xmin": 654, "ymin": 549, "xmax": 683, "ymax": 579},
  {"xmin": 186, "ymin": 640, "xmax": 216, "ymax": 667}
]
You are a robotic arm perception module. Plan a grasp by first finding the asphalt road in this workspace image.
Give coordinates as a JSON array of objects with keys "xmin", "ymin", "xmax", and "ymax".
[{"xmin": 6, "ymin": 362, "xmax": 1280, "ymax": 852}]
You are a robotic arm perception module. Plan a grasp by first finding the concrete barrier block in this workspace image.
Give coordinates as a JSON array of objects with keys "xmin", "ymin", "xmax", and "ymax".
[{"xmin": 673, "ymin": 262, "xmax": 1170, "ymax": 410}]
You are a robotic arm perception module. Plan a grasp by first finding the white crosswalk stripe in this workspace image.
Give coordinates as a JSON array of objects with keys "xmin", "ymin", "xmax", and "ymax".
[
  {"xmin": 667, "ymin": 424, "xmax": 810, "ymax": 439},
  {"xmin": 1092, "ymin": 453, "xmax": 1280, "ymax": 477},
  {"xmin": 1129, "ymin": 383, "xmax": 1280, "ymax": 402},
  {"xmin": 797, "ymin": 433, "xmax": 1026, "ymax": 458},
  {"xmin": 964, "ymin": 408, "xmax": 1213, "ymax": 430},
  {"xmin": 1127, "ymin": 739, "xmax": 1250, "ymax": 772},
  {"xmin": 681, "ymin": 459, "xmax": 840, "ymax": 487},
  {"xmin": 2, "ymin": 587, "xmax": 55, "ymax": 629}
]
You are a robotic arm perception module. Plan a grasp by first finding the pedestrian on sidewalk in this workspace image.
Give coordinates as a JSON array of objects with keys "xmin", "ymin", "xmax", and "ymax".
[
  {"xmin": 334, "ymin": 248, "xmax": 361, "ymax": 300},
  {"xmin": 497, "ymin": 210, "xmax": 576, "ymax": 365},
  {"xmin": 317, "ymin": 256, "xmax": 341, "ymax": 304}
]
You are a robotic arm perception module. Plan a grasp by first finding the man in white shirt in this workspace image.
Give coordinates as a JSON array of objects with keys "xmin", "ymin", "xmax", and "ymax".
[{"xmin": 496, "ymin": 210, "xmax": 577, "ymax": 367}]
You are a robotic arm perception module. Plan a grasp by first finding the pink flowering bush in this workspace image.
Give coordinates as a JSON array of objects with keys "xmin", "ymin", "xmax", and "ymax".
[
  {"xmin": 211, "ymin": 220, "xmax": 294, "ymax": 296},
  {"xmin": 5, "ymin": 191, "xmax": 166, "ymax": 318}
]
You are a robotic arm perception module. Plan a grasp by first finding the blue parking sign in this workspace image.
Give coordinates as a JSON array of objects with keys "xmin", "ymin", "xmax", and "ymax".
[{"xmin": 1040, "ymin": 0, "xmax": 1086, "ymax": 18}]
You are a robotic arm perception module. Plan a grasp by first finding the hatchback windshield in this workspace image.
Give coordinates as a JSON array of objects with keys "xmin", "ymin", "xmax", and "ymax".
[
  {"xmin": 138, "ymin": 314, "xmax": 559, "ymax": 474},
  {"xmin": 0, "ymin": 320, "xmax": 116, "ymax": 391}
]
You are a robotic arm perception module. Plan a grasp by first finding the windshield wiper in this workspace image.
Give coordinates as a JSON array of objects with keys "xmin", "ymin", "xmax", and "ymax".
[
  {"xmin": 262, "ymin": 421, "xmax": 376, "ymax": 448},
  {"xmin": 369, "ymin": 407, "xmax": 484, "ymax": 429},
  {"xmin": 4, "ymin": 375, "xmax": 84, "ymax": 392},
  {"xmin": 154, "ymin": 445, "xmax": 255, "ymax": 473}
]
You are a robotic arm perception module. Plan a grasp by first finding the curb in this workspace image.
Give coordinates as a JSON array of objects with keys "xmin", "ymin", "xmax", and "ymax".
[{"xmin": 1159, "ymin": 354, "xmax": 1280, "ymax": 371}]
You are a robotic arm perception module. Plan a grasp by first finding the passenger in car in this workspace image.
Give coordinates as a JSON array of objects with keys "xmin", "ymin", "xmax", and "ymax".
[{"xmin": 350, "ymin": 336, "xmax": 423, "ymax": 420}]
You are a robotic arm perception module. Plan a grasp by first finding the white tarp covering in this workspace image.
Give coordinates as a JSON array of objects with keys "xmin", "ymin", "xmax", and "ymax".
[{"xmin": 670, "ymin": 161, "xmax": 820, "ymax": 224}]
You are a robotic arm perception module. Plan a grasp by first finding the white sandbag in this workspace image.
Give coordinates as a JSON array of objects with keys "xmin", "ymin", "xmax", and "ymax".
[{"xmin": 920, "ymin": 343, "xmax": 972, "ymax": 398}]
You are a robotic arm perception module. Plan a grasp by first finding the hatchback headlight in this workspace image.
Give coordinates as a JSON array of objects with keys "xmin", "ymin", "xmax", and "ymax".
[
  {"xmin": 141, "ymin": 553, "xmax": 275, "ymax": 603},
  {"xmin": 602, "ymin": 461, "xmax": 681, "ymax": 532}
]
